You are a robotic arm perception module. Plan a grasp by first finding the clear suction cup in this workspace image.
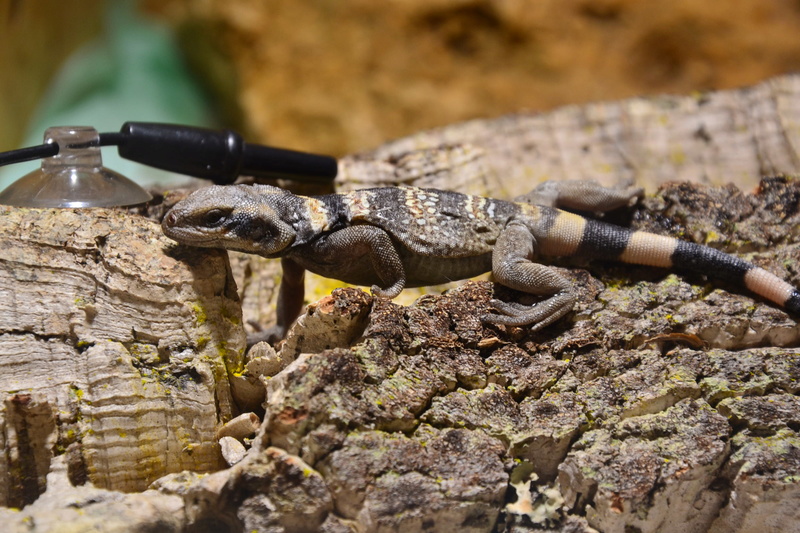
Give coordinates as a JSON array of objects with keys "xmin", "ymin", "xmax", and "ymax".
[{"xmin": 0, "ymin": 126, "xmax": 152, "ymax": 208}]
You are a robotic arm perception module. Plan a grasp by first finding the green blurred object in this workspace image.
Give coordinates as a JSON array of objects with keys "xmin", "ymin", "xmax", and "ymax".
[{"xmin": 0, "ymin": 0, "xmax": 215, "ymax": 190}]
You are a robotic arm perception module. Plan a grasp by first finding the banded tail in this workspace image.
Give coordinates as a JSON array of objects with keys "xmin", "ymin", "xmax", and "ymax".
[{"xmin": 536, "ymin": 209, "xmax": 800, "ymax": 314}]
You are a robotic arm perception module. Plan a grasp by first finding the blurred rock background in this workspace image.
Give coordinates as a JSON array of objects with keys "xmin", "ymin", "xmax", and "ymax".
[
  {"xmin": 143, "ymin": 0, "xmax": 800, "ymax": 155},
  {"xmin": 2, "ymin": 0, "xmax": 800, "ymax": 181}
]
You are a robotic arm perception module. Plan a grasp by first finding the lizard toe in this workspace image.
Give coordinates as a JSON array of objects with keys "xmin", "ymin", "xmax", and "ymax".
[
  {"xmin": 483, "ymin": 292, "xmax": 575, "ymax": 331},
  {"xmin": 489, "ymin": 299, "xmax": 531, "ymax": 314}
]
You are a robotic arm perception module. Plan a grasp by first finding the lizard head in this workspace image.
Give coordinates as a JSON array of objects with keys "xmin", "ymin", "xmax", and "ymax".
[{"xmin": 162, "ymin": 184, "xmax": 296, "ymax": 257}]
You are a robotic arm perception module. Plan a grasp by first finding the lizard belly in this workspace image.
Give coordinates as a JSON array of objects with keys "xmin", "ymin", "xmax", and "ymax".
[
  {"xmin": 290, "ymin": 254, "xmax": 384, "ymax": 287},
  {"xmin": 290, "ymin": 250, "xmax": 492, "ymax": 289},
  {"xmin": 402, "ymin": 252, "xmax": 492, "ymax": 287}
]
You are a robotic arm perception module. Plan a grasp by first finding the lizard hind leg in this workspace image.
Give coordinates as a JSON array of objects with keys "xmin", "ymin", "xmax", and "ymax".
[
  {"xmin": 486, "ymin": 222, "xmax": 576, "ymax": 332},
  {"xmin": 516, "ymin": 179, "xmax": 643, "ymax": 212}
]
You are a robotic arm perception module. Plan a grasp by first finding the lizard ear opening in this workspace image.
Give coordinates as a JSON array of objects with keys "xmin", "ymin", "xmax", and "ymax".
[
  {"xmin": 230, "ymin": 206, "xmax": 296, "ymax": 256},
  {"xmin": 253, "ymin": 218, "xmax": 295, "ymax": 256}
]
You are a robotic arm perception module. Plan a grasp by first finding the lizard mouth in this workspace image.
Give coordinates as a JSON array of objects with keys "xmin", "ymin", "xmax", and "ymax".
[
  {"xmin": 161, "ymin": 213, "xmax": 228, "ymax": 247},
  {"xmin": 163, "ymin": 228, "xmax": 225, "ymax": 247}
]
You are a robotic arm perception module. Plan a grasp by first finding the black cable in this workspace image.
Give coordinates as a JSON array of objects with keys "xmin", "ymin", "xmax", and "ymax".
[
  {"xmin": 0, "ymin": 143, "xmax": 59, "ymax": 166},
  {"xmin": 0, "ymin": 135, "xmax": 116, "ymax": 167},
  {"xmin": 0, "ymin": 122, "xmax": 338, "ymax": 183},
  {"xmin": 116, "ymin": 122, "xmax": 338, "ymax": 184},
  {"xmin": 99, "ymin": 132, "xmax": 126, "ymax": 147},
  {"xmin": 0, "ymin": 134, "xmax": 120, "ymax": 166}
]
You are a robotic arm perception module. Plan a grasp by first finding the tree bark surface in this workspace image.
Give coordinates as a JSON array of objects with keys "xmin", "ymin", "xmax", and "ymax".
[
  {"xmin": 0, "ymin": 207, "xmax": 245, "ymax": 507},
  {"xmin": 338, "ymin": 74, "xmax": 800, "ymax": 196},
  {"xmin": 1, "ymin": 77, "xmax": 799, "ymax": 532}
]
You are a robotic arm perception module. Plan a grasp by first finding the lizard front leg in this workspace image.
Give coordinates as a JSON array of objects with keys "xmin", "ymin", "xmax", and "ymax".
[
  {"xmin": 255, "ymin": 226, "xmax": 407, "ymax": 345},
  {"xmin": 247, "ymin": 257, "xmax": 306, "ymax": 347},
  {"xmin": 325, "ymin": 225, "xmax": 406, "ymax": 298},
  {"xmin": 486, "ymin": 221, "xmax": 576, "ymax": 331},
  {"xmin": 296, "ymin": 225, "xmax": 407, "ymax": 299}
]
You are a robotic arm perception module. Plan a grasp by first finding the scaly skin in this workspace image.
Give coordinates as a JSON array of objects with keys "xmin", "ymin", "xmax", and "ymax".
[{"xmin": 162, "ymin": 183, "xmax": 800, "ymax": 342}]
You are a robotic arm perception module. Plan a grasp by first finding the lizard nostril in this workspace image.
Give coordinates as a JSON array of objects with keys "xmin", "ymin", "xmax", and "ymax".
[{"xmin": 164, "ymin": 212, "xmax": 177, "ymax": 227}]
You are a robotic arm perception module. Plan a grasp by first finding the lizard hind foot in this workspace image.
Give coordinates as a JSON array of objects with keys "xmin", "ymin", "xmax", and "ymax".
[
  {"xmin": 484, "ymin": 292, "xmax": 575, "ymax": 332},
  {"xmin": 516, "ymin": 180, "xmax": 643, "ymax": 212}
]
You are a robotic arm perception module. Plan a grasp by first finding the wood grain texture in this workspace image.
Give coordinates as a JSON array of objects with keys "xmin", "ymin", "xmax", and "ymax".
[
  {"xmin": 339, "ymin": 75, "xmax": 800, "ymax": 197},
  {"xmin": 0, "ymin": 207, "xmax": 245, "ymax": 504}
]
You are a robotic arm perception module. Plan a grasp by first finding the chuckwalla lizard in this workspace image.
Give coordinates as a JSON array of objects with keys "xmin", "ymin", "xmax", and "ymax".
[{"xmin": 162, "ymin": 181, "xmax": 800, "ymax": 342}]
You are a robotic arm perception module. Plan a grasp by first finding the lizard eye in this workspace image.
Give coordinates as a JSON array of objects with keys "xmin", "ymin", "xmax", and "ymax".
[{"xmin": 202, "ymin": 209, "xmax": 229, "ymax": 228}]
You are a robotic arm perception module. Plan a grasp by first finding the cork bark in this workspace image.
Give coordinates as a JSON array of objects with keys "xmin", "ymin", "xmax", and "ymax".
[
  {"xmin": 0, "ymin": 207, "xmax": 246, "ymax": 507},
  {"xmin": 1, "ymin": 78, "xmax": 799, "ymax": 532},
  {"xmin": 338, "ymin": 74, "xmax": 800, "ymax": 196}
]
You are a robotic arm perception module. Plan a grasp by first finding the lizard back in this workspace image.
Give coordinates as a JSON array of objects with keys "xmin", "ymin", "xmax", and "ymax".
[{"xmin": 340, "ymin": 186, "xmax": 521, "ymax": 258}]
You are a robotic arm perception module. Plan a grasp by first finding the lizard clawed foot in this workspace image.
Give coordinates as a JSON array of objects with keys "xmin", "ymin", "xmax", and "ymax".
[
  {"xmin": 488, "ymin": 299, "xmax": 532, "ymax": 314},
  {"xmin": 484, "ymin": 292, "xmax": 575, "ymax": 332}
]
